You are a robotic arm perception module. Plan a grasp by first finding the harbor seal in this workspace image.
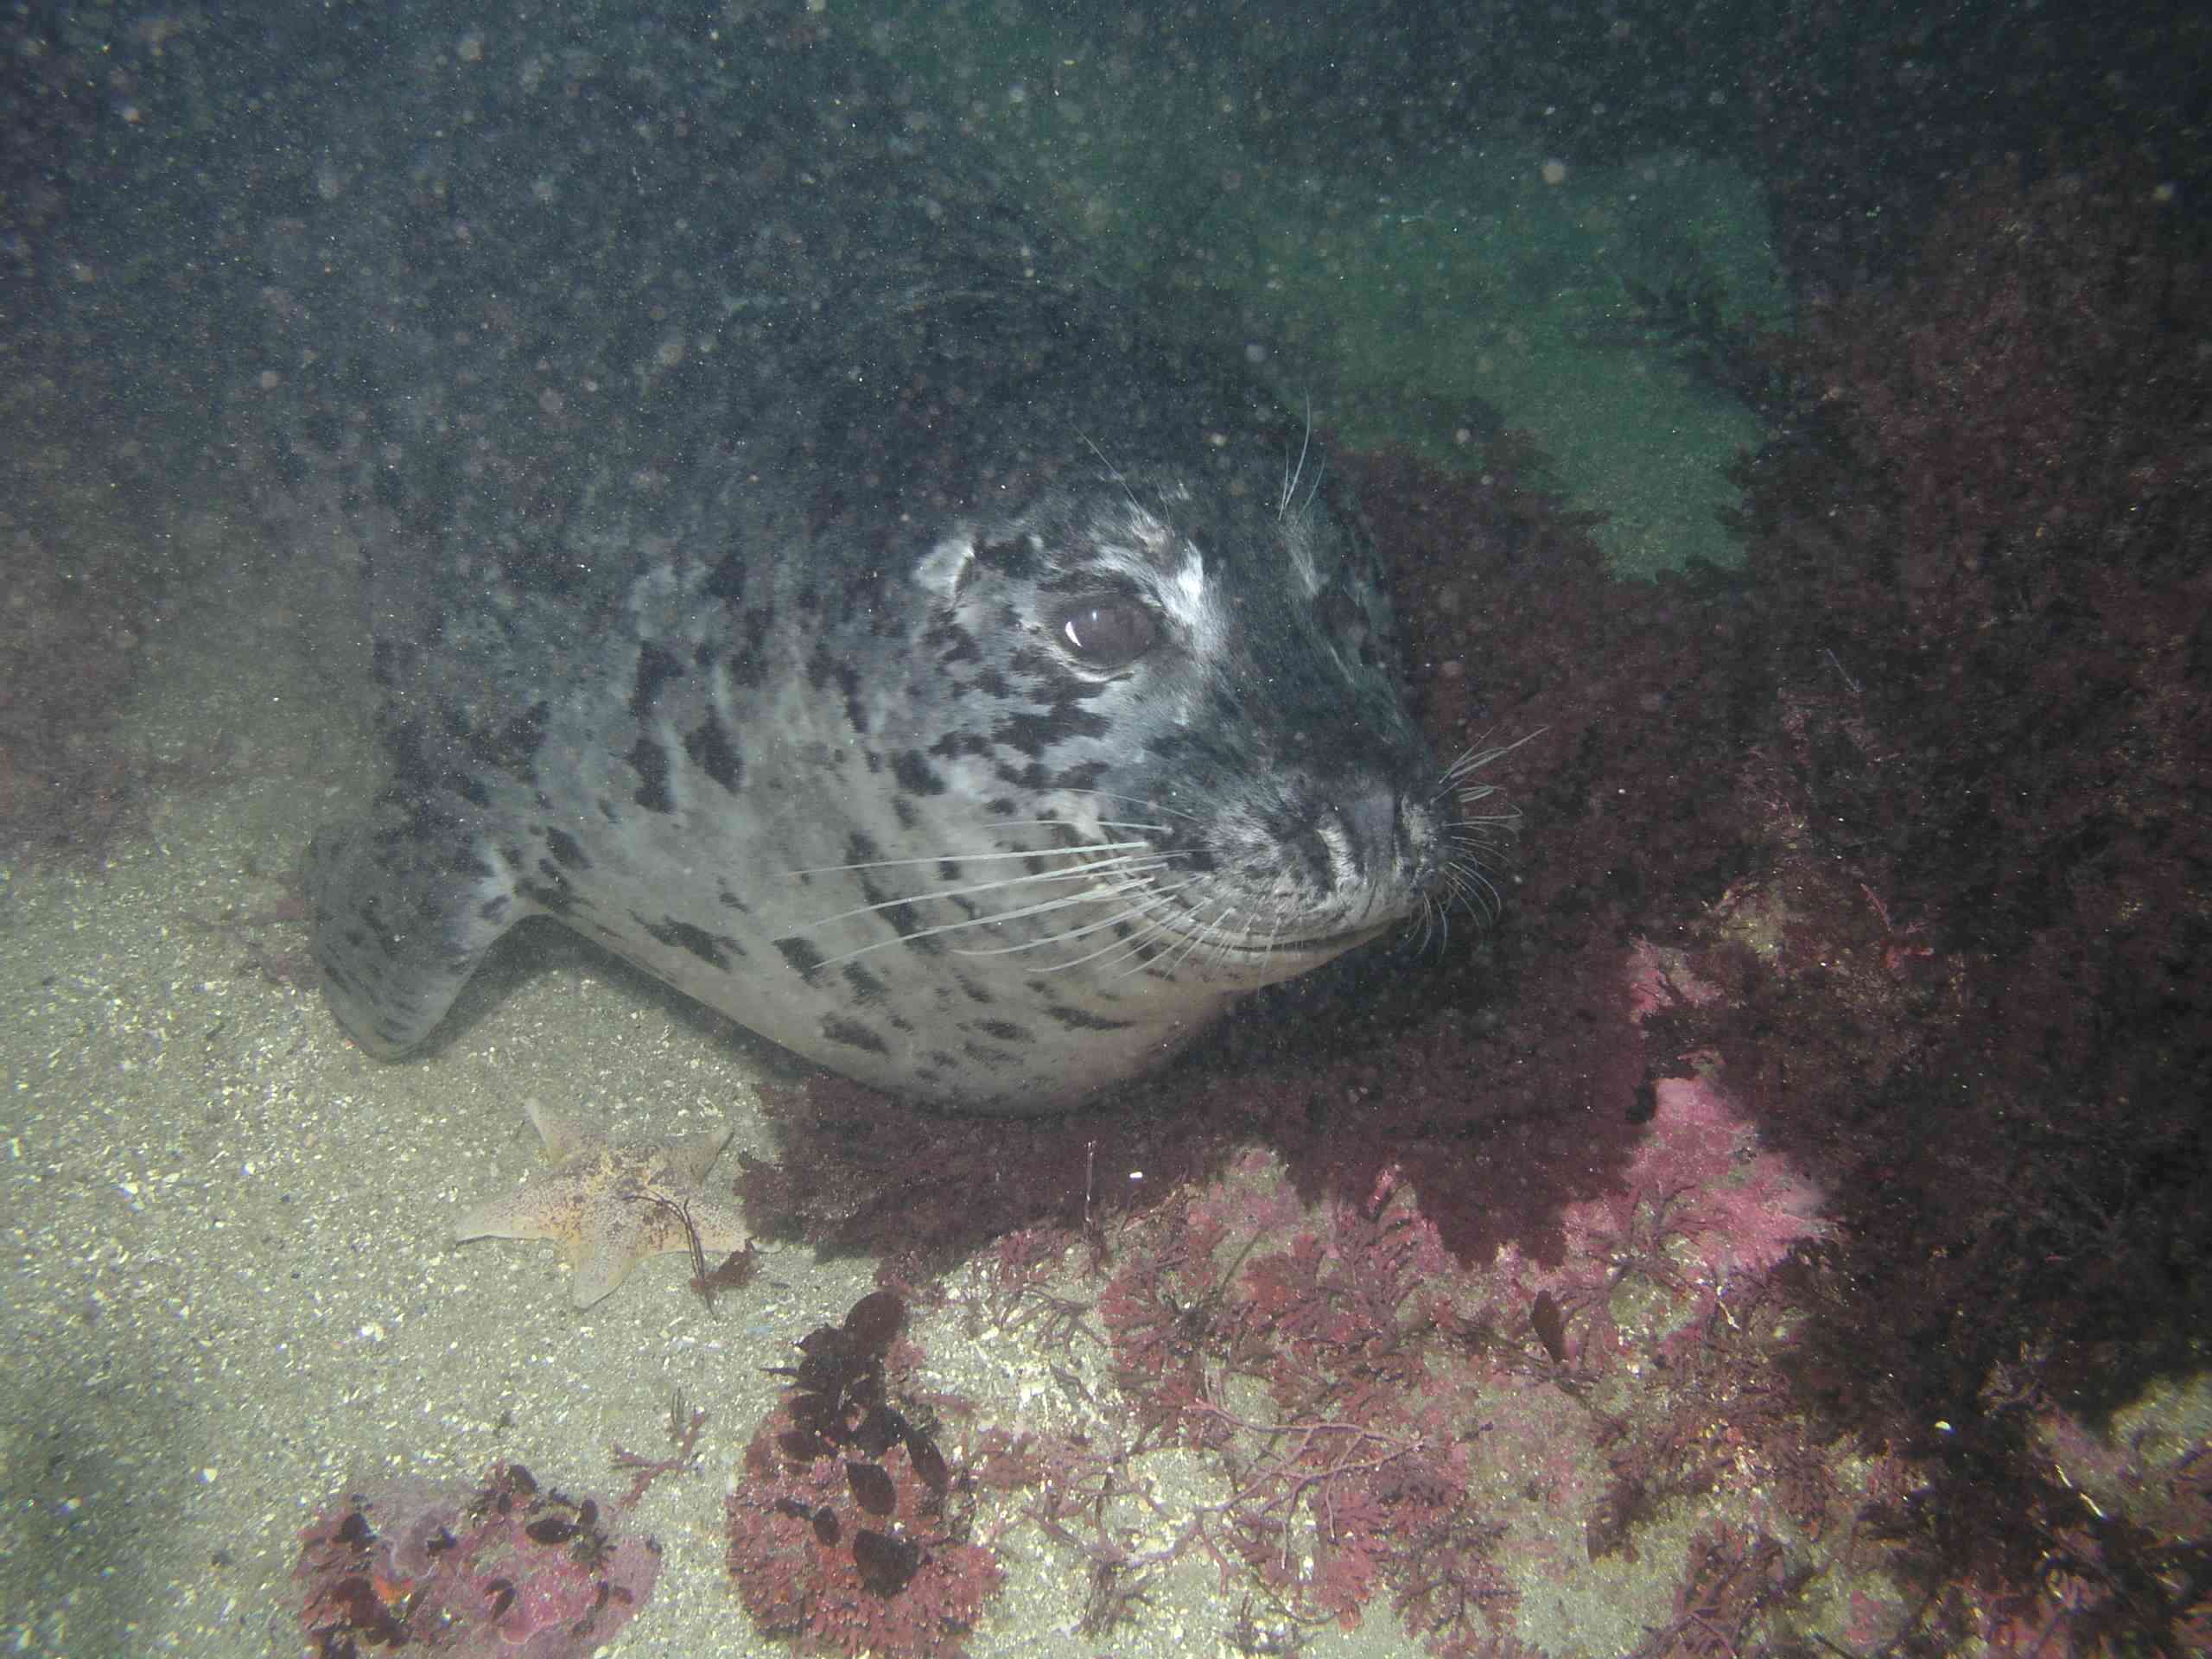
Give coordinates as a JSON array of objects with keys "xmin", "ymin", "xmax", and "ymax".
[{"xmin": 289, "ymin": 5, "xmax": 1471, "ymax": 1111}]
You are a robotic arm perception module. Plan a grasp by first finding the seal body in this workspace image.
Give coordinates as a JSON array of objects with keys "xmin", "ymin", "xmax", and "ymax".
[{"xmin": 293, "ymin": 5, "xmax": 1446, "ymax": 1111}]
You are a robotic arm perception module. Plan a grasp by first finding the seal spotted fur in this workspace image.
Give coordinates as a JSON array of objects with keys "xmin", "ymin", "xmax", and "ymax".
[{"xmin": 293, "ymin": 6, "xmax": 1488, "ymax": 1111}]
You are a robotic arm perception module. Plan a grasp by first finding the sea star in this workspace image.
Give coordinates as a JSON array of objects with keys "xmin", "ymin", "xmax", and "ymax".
[{"xmin": 454, "ymin": 1096, "xmax": 751, "ymax": 1307}]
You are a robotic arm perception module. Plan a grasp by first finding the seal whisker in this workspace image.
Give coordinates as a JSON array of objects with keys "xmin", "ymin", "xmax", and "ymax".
[
  {"xmin": 1081, "ymin": 433, "xmax": 1145, "ymax": 519},
  {"xmin": 794, "ymin": 856, "xmax": 1174, "ymax": 936},
  {"xmin": 990, "ymin": 894, "xmax": 1198, "ymax": 971},
  {"xmin": 1051, "ymin": 786, "xmax": 1209, "ymax": 825},
  {"xmin": 1296, "ymin": 452, "xmax": 1328, "ymax": 526},
  {"xmin": 1213, "ymin": 910, "xmax": 1255, "ymax": 974},
  {"xmin": 1448, "ymin": 799, "xmax": 1520, "ymax": 829},
  {"xmin": 1441, "ymin": 832, "xmax": 1514, "ymax": 877},
  {"xmin": 1106, "ymin": 914, "xmax": 1202, "ymax": 981},
  {"xmin": 1023, "ymin": 909, "xmax": 1188, "ymax": 974},
  {"xmin": 1437, "ymin": 851, "xmax": 1505, "ymax": 921},
  {"xmin": 1416, "ymin": 734, "xmax": 1530, "ymax": 936},
  {"xmin": 1432, "ymin": 729, "xmax": 1542, "ymax": 803},
  {"xmin": 1419, "ymin": 893, "xmax": 1447, "ymax": 953},
  {"xmin": 802, "ymin": 866, "xmax": 1189, "ymax": 968},
  {"xmin": 1055, "ymin": 917, "xmax": 1163, "ymax": 976},
  {"xmin": 1173, "ymin": 904, "xmax": 1236, "ymax": 977},
  {"xmin": 1084, "ymin": 882, "xmax": 1225, "ymax": 978},
  {"xmin": 1403, "ymin": 889, "xmax": 1429, "ymax": 952},
  {"xmin": 787, "ymin": 837, "xmax": 1165, "ymax": 879},
  {"xmin": 948, "ymin": 874, "xmax": 1206, "ymax": 960},
  {"xmin": 809, "ymin": 897, "xmax": 1122, "ymax": 969},
  {"xmin": 947, "ymin": 899, "xmax": 1188, "ymax": 963},
  {"xmin": 1279, "ymin": 396, "xmax": 1315, "ymax": 520}
]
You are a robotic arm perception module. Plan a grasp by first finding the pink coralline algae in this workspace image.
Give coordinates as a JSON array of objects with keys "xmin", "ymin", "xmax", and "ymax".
[
  {"xmin": 1011, "ymin": 934, "xmax": 1843, "ymax": 1653},
  {"xmin": 1084, "ymin": 1154, "xmax": 1518, "ymax": 1656},
  {"xmin": 285, "ymin": 1461, "xmax": 658, "ymax": 1658},
  {"xmin": 1466, "ymin": 939, "xmax": 1827, "ymax": 1372},
  {"xmin": 1608, "ymin": 942, "xmax": 1826, "ymax": 1277}
]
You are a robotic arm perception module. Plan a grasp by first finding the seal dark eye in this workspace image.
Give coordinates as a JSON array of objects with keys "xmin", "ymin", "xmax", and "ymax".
[{"xmin": 1055, "ymin": 600, "xmax": 1157, "ymax": 668}]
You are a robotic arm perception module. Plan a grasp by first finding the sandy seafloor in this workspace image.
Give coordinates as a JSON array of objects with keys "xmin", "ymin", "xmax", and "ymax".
[{"xmin": 0, "ymin": 529, "xmax": 1498, "ymax": 1659}]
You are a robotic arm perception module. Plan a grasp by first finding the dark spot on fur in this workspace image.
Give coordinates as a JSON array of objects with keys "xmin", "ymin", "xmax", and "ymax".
[
  {"xmin": 993, "ymin": 705, "xmax": 1112, "ymax": 759},
  {"xmin": 776, "ymin": 937, "xmax": 826, "ymax": 977},
  {"xmin": 928, "ymin": 730, "xmax": 991, "ymax": 760},
  {"xmin": 975, "ymin": 1020, "xmax": 1031, "ymax": 1044},
  {"xmin": 837, "ymin": 664, "xmax": 865, "ymax": 734},
  {"xmin": 851, "ymin": 860, "xmax": 939, "ymax": 957},
  {"xmin": 821, "ymin": 1014, "xmax": 889, "ymax": 1054},
  {"xmin": 704, "ymin": 549, "xmax": 747, "ymax": 601},
  {"xmin": 627, "ymin": 734, "xmax": 673, "ymax": 813},
  {"xmin": 1044, "ymin": 1005, "xmax": 1136, "ymax": 1031},
  {"xmin": 732, "ymin": 604, "xmax": 775, "ymax": 687},
  {"xmin": 1143, "ymin": 726, "xmax": 1196, "ymax": 760},
  {"xmin": 842, "ymin": 963, "xmax": 887, "ymax": 1003},
  {"xmin": 639, "ymin": 913, "xmax": 741, "ymax": 969},
  {"xmin": 683, "ymin": 712, "xmax": 743, "ymax": 792},
  {"xmin": 975, "ymin": 535, "xmax": 1039, "ymax": 580},
  {"xmin": 487, "ymin": 702, "xmax": 550, "ymax": 773},
  {"xmin": 519, "ymin": 872, "xmax": 578, "ymax": 914},
  {"xmin": 892, "ymin": 750, "xmax": 945, "ymax": 797},
  {"xmin": 630, "ymin": 641, "xmax": 684, "ymax": 719},
  {"xmin": 544, "ymin": 827, "xmax": 590, "ymax": 869}
]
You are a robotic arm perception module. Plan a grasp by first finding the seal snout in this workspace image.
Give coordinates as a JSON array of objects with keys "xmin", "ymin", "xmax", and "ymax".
[
  {"xmin": 1339, "ymin": 786, "xmax": 1405, "ymax": 880},
  {"xmin": 1297, "ymin": 782, "xmax": 1433, "ymax": 902}
]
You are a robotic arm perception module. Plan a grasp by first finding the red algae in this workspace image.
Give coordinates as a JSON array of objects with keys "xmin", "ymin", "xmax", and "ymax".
[
  {"xmin": 727, "ymin": 1292, "xmax": 1003, "ymax": 1658},
  {"xmin": 286, "ymin": 1461, "xmax": 658, "ymax": 1658}
]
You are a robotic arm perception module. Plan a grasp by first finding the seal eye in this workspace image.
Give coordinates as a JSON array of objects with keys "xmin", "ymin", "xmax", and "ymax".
[{"xmin": 1056, "ymin": 601, "xmax": 1157, "ymax": 668}]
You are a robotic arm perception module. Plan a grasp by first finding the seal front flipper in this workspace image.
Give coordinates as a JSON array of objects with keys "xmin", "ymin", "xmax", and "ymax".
[{"xmin": 306, "ymin": 789, "xmax": 523, "ymax": 1059}]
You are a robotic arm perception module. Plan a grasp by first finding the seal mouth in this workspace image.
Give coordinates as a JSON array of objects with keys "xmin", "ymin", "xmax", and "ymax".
[{"xmin": 1198, "ymin": 918, "xmax": 1397, "ymax": 957}]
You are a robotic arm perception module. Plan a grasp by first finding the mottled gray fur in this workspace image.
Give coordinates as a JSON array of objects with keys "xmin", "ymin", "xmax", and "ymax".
[{"xmin": 288, "ymin": 5, "xmax": 1449, "ymax": 1110}]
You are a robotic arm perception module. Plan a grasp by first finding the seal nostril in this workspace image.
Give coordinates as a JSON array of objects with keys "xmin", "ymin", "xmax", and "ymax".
[
  {"xmin": 1339, "ymin": 788, "xmax": 1401, "ymax": 878},
  {"xmin": 1295, "ymin": 826, "xmax": 1336, "ymax": 891}
]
